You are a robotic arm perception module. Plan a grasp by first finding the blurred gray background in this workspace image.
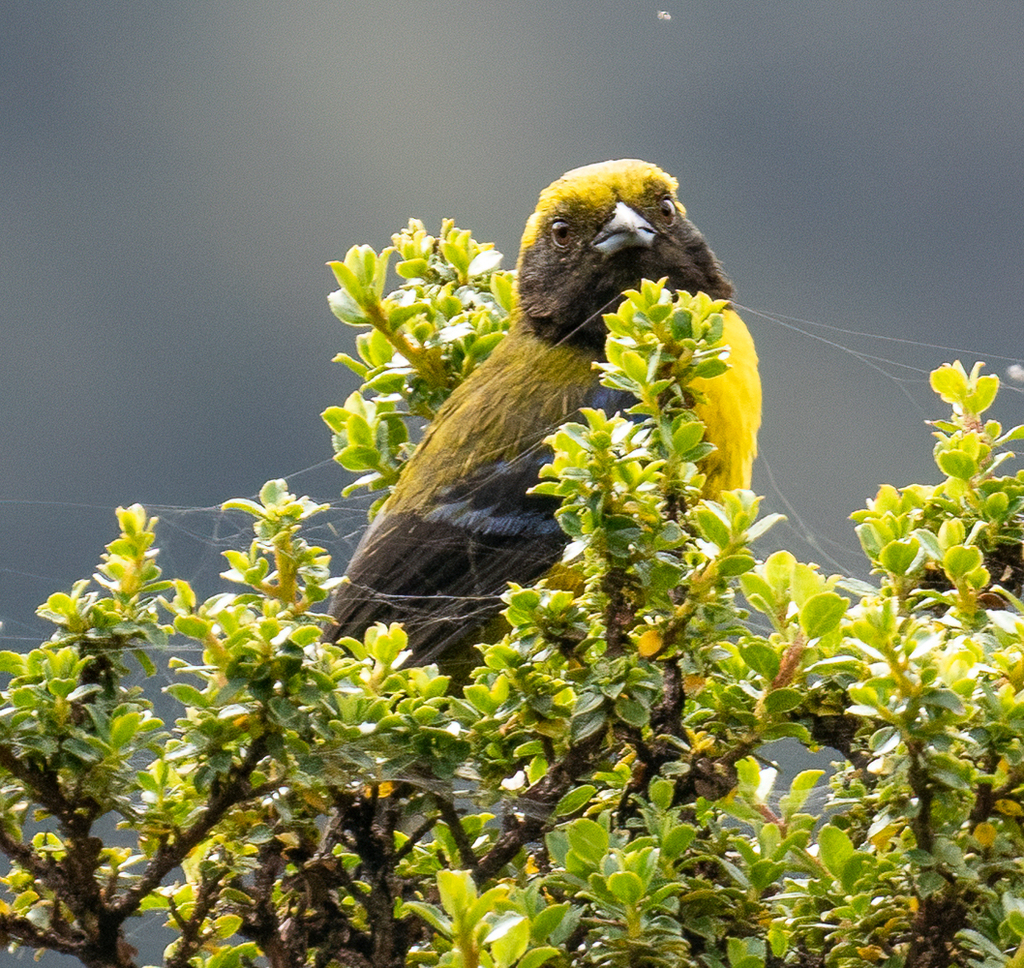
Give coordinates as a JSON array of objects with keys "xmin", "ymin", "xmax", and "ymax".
[
  {"xmin": 6, "ymin": 0, "xmax": 1022, "ymax": 648},
  {"xmin": 2, "ymin": 0, "xmax": 1024, "ymax": 962}
]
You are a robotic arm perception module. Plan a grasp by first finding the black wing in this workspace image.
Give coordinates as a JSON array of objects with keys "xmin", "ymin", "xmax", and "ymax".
[
  {"xmin": 325, "ymin": 384, "xmax": 636, "ymax": 664},
  {"xmin": 325, "ymin": 449, "xmax": 565, "ymax": 664}
]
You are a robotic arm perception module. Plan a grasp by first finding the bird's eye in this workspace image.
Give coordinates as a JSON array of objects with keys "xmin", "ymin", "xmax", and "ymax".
[
  {"xmin": 550, "ymin": 219, "xmax": 571, "ymax": 247},
  {"xmin": 658, "ymin": 196, "xmax": 676, "ymax": 223}
]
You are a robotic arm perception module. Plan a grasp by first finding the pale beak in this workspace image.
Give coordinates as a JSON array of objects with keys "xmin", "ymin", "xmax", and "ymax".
[{"xmin": 591, "ymin": 201, "xmax": 656, "ymax": 254}]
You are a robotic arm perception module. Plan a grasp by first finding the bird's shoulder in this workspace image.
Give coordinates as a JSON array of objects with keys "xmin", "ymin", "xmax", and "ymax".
[{"xmin": 386, "ymin": 325, "xmax": 600, "ymax": 511}]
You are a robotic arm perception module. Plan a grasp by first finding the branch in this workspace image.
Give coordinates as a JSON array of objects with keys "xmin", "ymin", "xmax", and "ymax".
[
  {"xmin": 436, "ymin": 798, "xmax": 478, "ymax": 869},
  {"xmin": 906, "ymin": 740, "xmax": 935, "ymax": 855},
  {"xmin": 650, "ymin": 660, "xmax": 685, "ymax": 738},
  {"xmin": 0, "ymin": 745, "xmax": 123, "ymax": 957},
  {"xmin": 165, "ymin": 868, "xmax": 225, "ymax": 968},
  {"xmin": 393, "ymin": 814, "xmax": 437, "ymax": 864},
  {"xmin": 0, "ymin": 743, "xmax": 102, "ymax": 832},
  {"xmin": 0, "ymin": 823, "xmax": 56, "ymax": 885},
  {"xmin": 0, "ymin": 913, "xmax": 87, "ymax": 958},
  {"xmin": 111, "ymin": 738, "xmax": 273, "ymax": 919},
  {"xmin": 473, "ymin": 729, "xmax": 605, "ymax": 883},
  {"xmin": 600, "ymin": 567, "xmax": 634, "ymax": 658}
]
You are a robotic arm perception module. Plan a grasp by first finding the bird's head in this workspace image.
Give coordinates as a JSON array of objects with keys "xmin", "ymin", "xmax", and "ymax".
[{"xmin": 515, "ymin": 159, "xmax": 733, "ymax": 351}]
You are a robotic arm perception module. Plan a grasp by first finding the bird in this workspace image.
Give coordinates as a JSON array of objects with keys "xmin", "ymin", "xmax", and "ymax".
[{"xmin": 325, "ymin": 159, "xmax": 761, "ymax": 665}]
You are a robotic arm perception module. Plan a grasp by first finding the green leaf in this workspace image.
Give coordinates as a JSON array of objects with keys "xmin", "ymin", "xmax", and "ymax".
[
  {"xmin": 614, "ymin": 696, "xmax": 649, "ymax": 727},
  {"xmin": 763, "ymin": 688, "xmax": 803, "ymax": 715},
  {"xmin": 937, "ymin": 449, "xmax": 978, "ymax": 481},
  {"xmin": 518, "ymin": 947, "xmax": 561, "ymax": 968},
  {"xmin": 739, "ymin": 641, "xmax": 780, "ymax": 681},
  {"xmin": 212, "ymin": 914, "xmax": 243, "ymax": 940},
  {"xmin": 437, "ymin": 869, "xmax": 474, "ymax": 918},
  {"xmin": 718, "ymin": 553, "xmax": 756, "ymax": 577},
  {"xmin": 487, "ymin": 912, "xmax": 529, "ymax": 968},
  {"xmin": 662, "ymin": 824, "xmax": 696, "ymax": 859},
  {"xmin": 671, "ymin": 419, "xmax": 706, "ymax": 454},
  {"xmin": 817, "ymin": 825, "xmax": 855, "ymax": 881},
  {"xmin": 570, "ymin": 705, "xmax": 607, "ymax": 743},
  {"xmin": 0, "ymin": 650, "xmax": 26, "ymax": 675},
  {"xmin": 64, "ymin": 736, "xmax": 102, "ymax": 764},
  {"xmin": 943, "ymin": 544, "xmax": 984, "ymax": 580},
  {"xmin": 395, "ymin": 257, "xmax": 429, "ymax": 279},
  {"xmin": 109, "ymin": 712, "xmax": 141, "ymax": 749},
  {"xmin": 567, "ymin": 818, "xmax": 609, "ymax": 870},
  {"xmin": 555, "ymin": 785, "xmax": 597, "ymax": 817},
  {"xmin": 530, "ymin": 903, "xmax": 571, "ymax": 942},
  {"xmin": 649, "ymin": 777, "xmax": 673, "ymax": 810},
  {"xmin": 930, "ymin": 363, "xmax": 968, "ymax": 404},
  {"xmin": 779, "ymin": 770, "xmax": 825, "ymax": 820},
  {"xmin": 403, "ymin": 900, "xmax": 452, "ymax": 935},
  {"xmin": 922, "ymin": 688, "xmax": 964, "ymax": 714},
  {"xmin": 749, "ymin": 858, "xmax": 787, "ymax": 891},
  {"xmin": 798, "ymin": 592, "xmax": 847, "ymax": 639},
  {"xmin": 607, "ymin": 870, "xmax": 644, "ymax": 906},
  {"xmin": 463, "ymin": 683, "xmax": 499, "ymax": 715},
  {"xmin": 967, "ymin": 373, "xmax": 999, "ymax": 414},
  {"xmin": 878, "ymin": 537, "xmax": 922, "ymax": 576},
  {"xmin": 694, "ymin": 506, "xmax": 731, "ymax": 548},
  {"xmin": 166, "ymin": 683, "xmax": 209, "ymax": 707},
  {"xmin": 739, "ymin": 572, "xmax": 778, "ymax": 617}
]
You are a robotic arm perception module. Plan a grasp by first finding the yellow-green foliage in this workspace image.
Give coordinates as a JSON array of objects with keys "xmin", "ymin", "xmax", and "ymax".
[{"xmin": 1, "ymin": 227, "xmax": 1023, "ymax": 968}]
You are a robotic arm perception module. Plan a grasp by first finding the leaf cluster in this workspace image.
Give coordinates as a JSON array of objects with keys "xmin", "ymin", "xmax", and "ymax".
[
  {"xmin": 2, "ymin": 228, "xmax": 1024, "ymax": 968},
  {"xmin": 322, "ymin": 220, "xmax": 513, "ymax": 514}
]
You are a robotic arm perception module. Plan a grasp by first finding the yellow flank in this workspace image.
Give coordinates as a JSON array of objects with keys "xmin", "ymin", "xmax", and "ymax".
[{"xmin": 692, "ymin": 307, "xmax": 761, "ymax": 496}]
